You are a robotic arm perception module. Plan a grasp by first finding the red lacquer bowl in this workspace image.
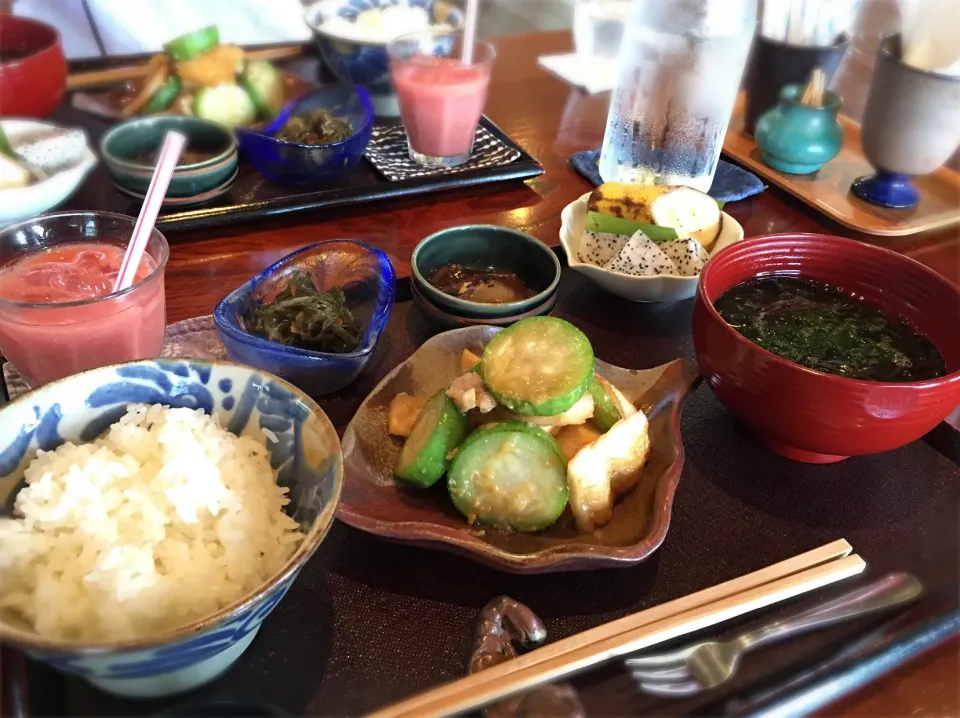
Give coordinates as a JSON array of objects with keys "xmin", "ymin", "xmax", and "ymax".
[
  {"xmin": 0, "ymin": 17, "xmax": 67, "ymax": 118},
  {"xmin": 693, "ymin": 233, "xmax": 960, "ymax": 463}
]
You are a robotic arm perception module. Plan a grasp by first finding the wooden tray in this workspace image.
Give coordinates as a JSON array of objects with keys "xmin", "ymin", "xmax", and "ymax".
[{"xmin": 723, "ymin": 95, "xmax": 960, "ymax": 237}]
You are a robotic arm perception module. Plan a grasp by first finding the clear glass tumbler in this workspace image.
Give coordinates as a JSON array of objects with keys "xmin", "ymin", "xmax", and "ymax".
[
  {"xmin": 388, "ymin": 29, "xmax": 495, "ymax": 168},
  {"xmin": 0, "ymin": 211, "xmax": 168, "ymax": 387},
  {"xmin": 598, "ymin": 0, "xmax": 758, "ymax": 191}
]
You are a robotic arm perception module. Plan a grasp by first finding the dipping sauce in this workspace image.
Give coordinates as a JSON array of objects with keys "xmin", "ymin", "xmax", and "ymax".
[
  {"xmin": 714, "ymin": 276, "xmax": 946, "ymax": 382},
  {"xmin": 0, "ymin": 242, "xmax": 166, "ymax": 386},
  {"xmin": 428, "ymin": 264, "xmax": 535, "ymax": 304},
  {"xmin": 130, "ymin": 147, "xmax": 217, "ymax": 166}
]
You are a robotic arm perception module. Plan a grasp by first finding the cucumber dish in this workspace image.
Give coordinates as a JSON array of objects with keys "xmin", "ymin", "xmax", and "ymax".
[{"xmin": 386, "ymin": 317, "xmax": 653, "ymax": 534}]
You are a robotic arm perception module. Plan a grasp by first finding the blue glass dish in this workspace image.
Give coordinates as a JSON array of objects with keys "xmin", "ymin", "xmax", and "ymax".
[
  {"xmin": 234, "ymin": 85, "xmax": 374, "ymax": 185},
  {"xmin": 214, "ymin": 240, "xmax": 396, "ymax": 397}
]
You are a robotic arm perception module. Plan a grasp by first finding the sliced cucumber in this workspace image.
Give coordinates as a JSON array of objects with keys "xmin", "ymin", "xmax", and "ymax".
[
  {"xmin": 240, "ymin": 60, "xmax": 285, "ymax": 119},
  {"xmin": 589, "ymin": 376, "xmax": 622, "ymax": 433},
  {"xmin": 164, "ymin": 26, "xmax": 220, "ymax": 62},
  {"xmin": 481, "ymin": 317, "xmax": 594, "ymax": 417},
  {"xmin": 586, "ymin": 211, "xmax": 678, "ymax": 244},
  {"xmin": 395, "ymin": 390, "xmax": 468, "ymax": 488},
  {"xmin": 144, "ymin": 75, "xmax": 182, "ymax": 114},
  {"xmin": 467, "ymin": 421, "xmax": 567, "ymax": 464},
  {"xmin": 194, "ymin": 83, "xmax": 256, "ymax": 128},
  {"xmin": 448, "ymin": 424, "xmax": 568, "ymax": 532}
]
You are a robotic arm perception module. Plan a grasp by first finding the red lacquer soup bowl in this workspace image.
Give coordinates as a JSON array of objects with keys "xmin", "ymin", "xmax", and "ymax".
[
  {"xmin": 693, "ymin": 233, "xmax": 960, "ymax": 463},
  {"xmin": 0, "ymin": 16, "xmax": 67, "ymax": 118}
]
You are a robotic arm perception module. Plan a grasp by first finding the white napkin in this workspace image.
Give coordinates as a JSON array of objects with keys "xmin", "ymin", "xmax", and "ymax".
[{"xmin": 538, "ymin": 53, "xmax": 617, "ymax": 94}]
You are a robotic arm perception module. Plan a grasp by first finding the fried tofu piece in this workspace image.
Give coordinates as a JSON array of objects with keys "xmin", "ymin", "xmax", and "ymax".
[
  {"xmin": 446, "ymin": 372, "xmax": 497, "ymax": 414},
  {"xmin": 461, "ymin": 349, "xmax": 482, "ymax": 373},
  {"xmin": 176, "ymin": 44, "xmax": 245, "ymax": 88},
  {"xmin": 566, "ymin": 410, "xmax": 650, "ymax": 533},
  {"xmin": 387, "ymin": 392, "xmax": 428, "ymax": 437},
  {"xmin": 512, "ymin": 392, "xmax": 595, "ymax": 428},
  {"xmin": 554, "ymin": 423, "xmax": 604, "ymax": 463}
]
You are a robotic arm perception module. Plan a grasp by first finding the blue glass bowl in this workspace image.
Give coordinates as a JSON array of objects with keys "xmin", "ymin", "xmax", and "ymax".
[
  {"xmin": 234, "ymin": 85, "xmax": 374, "ymax": 185},
  {"xmin": 0, "ymin": 359, "xmax": 342, "ymax": 699},
  {"xmin": 214, "ymin": 240, "xmax": 396, "ymax": 396}
]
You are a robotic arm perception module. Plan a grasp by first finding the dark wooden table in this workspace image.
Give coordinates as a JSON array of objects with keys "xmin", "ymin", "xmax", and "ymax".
[{"xmin": 149, "ymin": 30, "xmax": 958, "ymax": 718}]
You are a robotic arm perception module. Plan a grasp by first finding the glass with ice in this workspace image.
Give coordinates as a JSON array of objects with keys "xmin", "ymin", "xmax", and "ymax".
[
  {"xmin": 598, "ymin": 0, "xmax": 757, "ymax": 191},
  {"xmin": 0, "ymin": 212, "xmax": 168, "ymax": 387}
]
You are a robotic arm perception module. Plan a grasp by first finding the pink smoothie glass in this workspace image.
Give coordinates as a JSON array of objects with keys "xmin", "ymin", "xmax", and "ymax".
[
  {"xmin": 0, "ymin": 211, "xmax": 168, "ymax": 387},
  {"xmin": 388, "ymin": 30, "xmax": 495, "ymax": 168}
]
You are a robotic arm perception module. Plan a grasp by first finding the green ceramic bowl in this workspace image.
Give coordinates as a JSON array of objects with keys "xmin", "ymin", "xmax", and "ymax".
[
  {"xmin": 411, "ymin": 225, "xmax": 561, "ymax": 319},
  {"xmin": 411, "ymin": 280, "xmax": 557, "ymax": 331},
  {"xmin": 100, "ymin": 116, "xmax": 238, "ymax": 198}
]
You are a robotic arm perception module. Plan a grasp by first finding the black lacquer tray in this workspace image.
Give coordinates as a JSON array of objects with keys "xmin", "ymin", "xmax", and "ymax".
[
  {"xmin": 51, "ymin": 55, "xmax": 542, "ymax": 234},
  {"xmin": 2, "ymin": 267, "xmax": 957, "ymax": 717}
]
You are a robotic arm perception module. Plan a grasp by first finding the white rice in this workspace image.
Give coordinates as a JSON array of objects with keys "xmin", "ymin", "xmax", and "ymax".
[{"xmin": 0, "ymin": 404, "xmax": 304, "ymax": 641}]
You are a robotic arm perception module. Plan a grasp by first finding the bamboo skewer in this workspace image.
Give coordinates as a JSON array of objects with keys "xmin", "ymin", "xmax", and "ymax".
[
  {"xmin": 800, "ymin": 67, "xmax": 827, "ymax": 106},
  {"xmin": 66, "ymin": 45, "xmax": 306, "ymax": 90},
  {"xmin": 368, "ymin": 540, "xmax": 864, "ymax": 718}
]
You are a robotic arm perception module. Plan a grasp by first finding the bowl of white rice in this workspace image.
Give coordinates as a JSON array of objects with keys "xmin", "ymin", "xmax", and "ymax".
[{"xmin": 0, "ymin": 359, "xmax": 342, "ymax": 699}]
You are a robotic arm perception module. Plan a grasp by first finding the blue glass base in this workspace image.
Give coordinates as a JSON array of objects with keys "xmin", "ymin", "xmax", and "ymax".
[{"xmin": 851, "ymin": 171, "xmax": 919, "ymax": 209}]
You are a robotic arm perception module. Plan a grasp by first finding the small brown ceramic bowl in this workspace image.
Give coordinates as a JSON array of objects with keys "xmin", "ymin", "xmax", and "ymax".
[{"xmin": 339, "ymin": 325, "xmax": 699, "ymax": 573}]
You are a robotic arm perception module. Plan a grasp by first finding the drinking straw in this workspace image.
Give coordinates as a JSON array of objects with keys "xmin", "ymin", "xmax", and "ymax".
[
  {"xmin": 112, "ymin": 131, "xmax": 185, "ymax": 292},
  {"xmin": 460, "ymin": 0, "xmax": 480, "ymax": 65}
]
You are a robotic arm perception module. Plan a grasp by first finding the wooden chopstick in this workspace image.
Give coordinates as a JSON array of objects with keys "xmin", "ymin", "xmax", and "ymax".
[
  {"xmin": 368, "ymin": 540, "xmax": 863, "ymax": 718},
  {"xmin": 66, "ymin": 45, "xmax": 306, "ymax": 91}
]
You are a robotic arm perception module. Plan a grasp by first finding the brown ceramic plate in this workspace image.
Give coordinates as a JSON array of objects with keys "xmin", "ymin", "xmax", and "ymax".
[
  {"xmin": 71, "ymin": 71, "xmax": 312, "ymax": 124},
  {"xmin": 339, "ymin": 326, "xmax": 700, "ymax": 573}
]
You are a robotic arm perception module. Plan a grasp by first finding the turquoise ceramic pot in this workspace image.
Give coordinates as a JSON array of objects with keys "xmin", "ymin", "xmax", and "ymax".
[{"xmin": 755, "ymin": 85, "xmax": 844, "ymax": 174}]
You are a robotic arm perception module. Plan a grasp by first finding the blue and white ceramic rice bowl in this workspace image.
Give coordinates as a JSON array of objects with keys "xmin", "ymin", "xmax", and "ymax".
[
  {"xmin": 0, "ymin": 359, "xmax": 343, "ymax": 699},
  {"xmin": 304, "ymin": 0, "xmax": 463, "ymax": 116}
]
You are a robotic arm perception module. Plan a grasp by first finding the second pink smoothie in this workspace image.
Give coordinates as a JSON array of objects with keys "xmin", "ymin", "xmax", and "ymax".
[{"xmin": 392, "ymin": 56, "xmax": 492, "ymax": 162}]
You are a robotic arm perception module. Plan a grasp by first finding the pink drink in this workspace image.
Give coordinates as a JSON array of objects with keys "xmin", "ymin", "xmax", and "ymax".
[
  {"xmin": 0, "ymin": 242, "xmax": 166, "ymax": 387},
  {"xmin": 393, "ymin": 56, "xmax": 492, "ymax": 160}
]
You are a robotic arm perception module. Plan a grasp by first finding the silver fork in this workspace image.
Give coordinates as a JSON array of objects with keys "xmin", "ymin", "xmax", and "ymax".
[{"xmin": 626, "ymin": 572, "xmax": 922, "ymax": 697}]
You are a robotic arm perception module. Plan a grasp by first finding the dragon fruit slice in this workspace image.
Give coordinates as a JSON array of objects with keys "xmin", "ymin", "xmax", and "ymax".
[
  {"xmin": 578, "ymin": 230, "xmax": 629, "ymax": 266},
  {"xmin": 660, "ymin": 237, "xmax": 709, "ymax": 277},
  {"xmin": 603, "ymin": 231, "xmax": 675, "ymax": 276},
  {"xmin": 14, "ymin": 128, "xmax": 88, "ymax": 176}
]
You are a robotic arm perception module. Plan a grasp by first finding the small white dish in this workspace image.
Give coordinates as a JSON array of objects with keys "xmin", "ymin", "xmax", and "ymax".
[
  {"xmin": 559, "ymin": 192, "xmax": 744, "ymax": 303},
  {"xmin": 0, "ymin": 120, "xmax": 97, "ymax": 227}
]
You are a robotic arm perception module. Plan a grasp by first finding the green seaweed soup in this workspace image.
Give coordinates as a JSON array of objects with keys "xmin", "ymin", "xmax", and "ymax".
[{"xmin": 714, "ymin": 276, "xmax": 947, "ymax": 382}]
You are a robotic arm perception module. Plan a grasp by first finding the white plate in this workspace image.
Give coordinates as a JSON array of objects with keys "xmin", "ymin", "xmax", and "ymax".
[
  {"xmin": 0, "ymin": 120, "xmax": 97, "ymax": 227},
  {"xmin": 559, "ymin": 192, "xmax": 744, "ymax": 303}
]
